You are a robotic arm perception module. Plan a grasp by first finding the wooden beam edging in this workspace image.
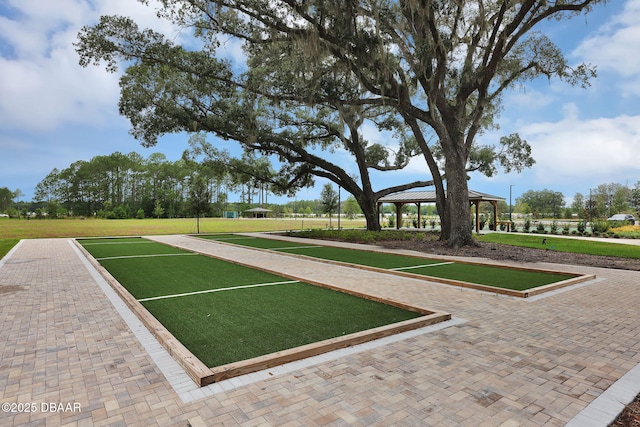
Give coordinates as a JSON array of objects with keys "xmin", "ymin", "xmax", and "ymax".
[
  {"xmin": 239, "ymin": 231, "xmax": 589, "ymax": 277},
  {"xmin": 74, "ymin": 238, "xmax": 451, "ymax": 387},
  {"xmin": 188, "ymin": 234, "xmax": 596, "ymax": 299},
  {"xmin": 523, "ymin": 273, "xmax": 597, "ymax": 298},
  {"xmin": 72, "ymin": 240, "xmax": 216, "ymax": 387},
  {"xmin": 209, "ymin": 311, "xmax": 450, "ymax": 383}
]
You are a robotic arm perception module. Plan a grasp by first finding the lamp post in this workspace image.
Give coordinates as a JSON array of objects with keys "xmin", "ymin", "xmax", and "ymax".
[
  {"xmin": 338, "ymin": 186, "xmax": 341, "ymax": 231},
  {"xmin": 509, "ymin": 185, "xmax": 514, "ymax": 226},
  {"xmin": 589, "ymin": 189, "xmax": 593, "ymax": 224}
]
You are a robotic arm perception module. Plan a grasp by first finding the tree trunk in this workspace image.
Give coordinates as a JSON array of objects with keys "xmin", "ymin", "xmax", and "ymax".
[
  {"xmin": 362, "ymin": 203, "xmax": 381, "ymax": 231},
  {"xmin": 434, "ymin": 174, "xmax": 449, "ymax": 242},
  {"xmin": 356, "ymin": 193, "xmax": 381, "ymax": 231},
  {"xmin": 444, "ymin": 155, "xmax": 476, "ymax": 248}
]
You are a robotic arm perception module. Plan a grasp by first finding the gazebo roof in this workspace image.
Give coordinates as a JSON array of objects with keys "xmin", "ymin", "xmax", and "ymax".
[
  {"xmin": 378, "ymin": 189, "xmax": 505, "ymax": 203},
  {"xmin": 244, "ymin": 207, "xmax": 272, "ymax": 213}
]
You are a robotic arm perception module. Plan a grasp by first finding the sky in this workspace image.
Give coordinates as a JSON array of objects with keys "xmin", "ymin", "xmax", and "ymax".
[{"xmin": 1, "ymin": 0, "xmax": 639, "ymax": 207}]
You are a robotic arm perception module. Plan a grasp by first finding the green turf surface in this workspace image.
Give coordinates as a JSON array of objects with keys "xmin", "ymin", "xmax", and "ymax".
[
  {"xmin": 199, "ymin": 234, "xmax": 442, "ymax": 269},
  {"xmin": 199, "ymin": 234, "xmax": 317, "ymax": 249},
  {"xmin": 408, "ymin": 263, "xmax": 573, "ymax": 290},
  {"xmin": 199, "ymin": 234, "xmax": 576, "ymax": 290},
  {"xmin": 478, "ymin": 233, "xmax": 640, "ymax": 259},
  {"xmin": 79, "ymin": 237, "xmax": 423, "ymax": 367},
  {"xmin": 281, "ymin": 245, "xmax": 444, "ymax": 269},
  {"xmin": 79, "ymin": 238, "xmax": 188, "ymax": 259},
  {"xmin": 143, "ymin": 282, "xmax": 420, "ymax": 367},
  {"xmin": 97, "ymin": 254, "xmax": 295, "ymax": 300}
]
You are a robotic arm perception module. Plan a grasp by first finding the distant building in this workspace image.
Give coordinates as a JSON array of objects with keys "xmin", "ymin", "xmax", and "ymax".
[{"xmin": 243, "ymin": 207, "xmax": 271, "ymax": 218}]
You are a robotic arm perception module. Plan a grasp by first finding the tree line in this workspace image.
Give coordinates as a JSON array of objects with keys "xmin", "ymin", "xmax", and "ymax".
[
  {"xmin": 27, "ymin": 150, "xmax": 278, "ymax": 219},
  {"xmin": 3, "ymin": 174, "xmax": 638, "ymax": 223},
  {"xmin": 514, "ymin": 183, "xmax": 640, "ymax": 220},
  {"xmin": 0, "ymin": 148, "xmax": 366, "ymax": 220}
]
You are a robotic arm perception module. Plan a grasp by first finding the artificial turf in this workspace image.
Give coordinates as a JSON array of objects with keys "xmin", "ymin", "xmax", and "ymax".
[
  {"xmin": 407, "ymin": 263, "xmax": 573, "ymax": 290},
  {"xmin": 199, "ymin": 234, "xmax": 576, "ymax": 290},
  {"xmin": 78, "ymin": 238, "xmax": 187, "ymax": 259},
  {"xmin": 79, "ymin": 237, "xmax": 423, "ymax": 367},
  {"xmin": 199, "ymin": 234, "xmax": 442, "ymax": 269},
  {"xmin": 143, "ymin": 282, "xmax": 420, "ymax": 367}
]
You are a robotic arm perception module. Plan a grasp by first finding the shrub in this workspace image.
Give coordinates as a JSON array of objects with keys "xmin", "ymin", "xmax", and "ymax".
[
  {"xmin": 524, "ymin": 219, "xmax": 531, "ymax": 232},
  {"xmin": 388, "ymin": 215, "xmax": 395, "ymax": 228},
  {"xmin": 479, "ymin": 216, "xmax": 487, "ymax": 230},
  {"xmin": 610, "ymin": 225, "xmax": 640, "ymax": 239},
  {"xmin": 136, "ymin": 208, "xmax": 145, "ymax": 219},
  {"xmin": 536, "ymin": 222, "xmax": 546, "ymax": 233},
  {"xmin": 577, "ymin": 220, "xmax": 586, "ymax": 234},
  {"xmin": 113, "ymin": 205, "xmax": 129, "ymax": 219},
  {"xmin": 591, "ymin": 220, "xmax": 610, "ymax": 234},
  {"xmin": 289, "ymin": 229, "xmax": 432, "ymax": 244},
  {"xmin": 550, "ymin": 221, "xmax": 558, "ymax": 234}
]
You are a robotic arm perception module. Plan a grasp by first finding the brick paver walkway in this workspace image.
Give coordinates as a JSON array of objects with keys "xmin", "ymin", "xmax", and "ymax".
[{"xmin": 1, "ymin": 236, "xmax": 639, "ymax": 426}]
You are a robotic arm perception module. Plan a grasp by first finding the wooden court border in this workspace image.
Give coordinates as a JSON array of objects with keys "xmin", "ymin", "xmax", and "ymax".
[
  {"xmin": 74, "ymin": 239, "xmax": 451, "ymax": 387},
  {"xmin": 196, "ymin": 233, "xmax": 596, "ymax": 298}
]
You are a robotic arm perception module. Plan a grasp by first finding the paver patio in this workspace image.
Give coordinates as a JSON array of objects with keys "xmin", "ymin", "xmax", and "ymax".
[{"xmin": 1, "ymin": 235, "xmax": 639, "ymax": 426}]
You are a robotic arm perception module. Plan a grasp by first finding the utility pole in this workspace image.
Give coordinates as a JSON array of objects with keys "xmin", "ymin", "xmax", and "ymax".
[{"xmin": 338, "ymin": 186, "xmax": 341, "ymax": 231}]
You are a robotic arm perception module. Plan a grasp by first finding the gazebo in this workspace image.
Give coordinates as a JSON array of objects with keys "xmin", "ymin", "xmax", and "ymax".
[
  {"xmin": 377, "ymin": 190, "xmax": 506, "ymax": 232},
  {"xmin": 243, "ymin": 207, "xmax": 271, "ymax": 218}
]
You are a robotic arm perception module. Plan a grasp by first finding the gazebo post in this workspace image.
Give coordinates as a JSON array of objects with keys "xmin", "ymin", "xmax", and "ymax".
[
  {"xmin": 473, "ymin": 201, "xmax": 480, "ymax": 233},
  {"xmin": 377, "ymin": 190, "xmax": 505, "ymax": 233},
  {"xmin": 491, "ymin": 200, "xmax": 498, "ymax": 231}
]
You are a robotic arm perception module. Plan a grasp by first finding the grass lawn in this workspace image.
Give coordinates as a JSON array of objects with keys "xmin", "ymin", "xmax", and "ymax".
[
  {"xmin": 79, "ymin": 237, "xmax": 422, "ymax": 367},
  {"xmin": 0, "ymin": 217, "xmax": 364, "ymax": 239},
  {"xmin": 199, "ymin": 234, "xmax": 576, "ymax": 290},
  {"xmin": 0, "ymin": 238, "xmax": 20, "ymax": 260},
  {"xmin": 478, "ymin": 233, "xmax": 640, "ymax": 259}
]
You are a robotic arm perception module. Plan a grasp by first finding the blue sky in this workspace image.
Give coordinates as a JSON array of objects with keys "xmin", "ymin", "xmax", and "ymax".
[{"xmin": 1, "ymin": 0, "xmax": 639, "ymax": 206}]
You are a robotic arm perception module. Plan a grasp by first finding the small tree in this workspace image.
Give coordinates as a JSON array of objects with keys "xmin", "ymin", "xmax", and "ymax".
[
  {"xmin": 46, "ymin": 201, "xmax": 59, "ymax": 219},
  {"xmin": 153, "ymin": 200, "xmax": 164, "ymax": 219},
  {"xmin": 0, "ymin": 187, "xmax": 13, "ymax": 212},
  {"xmin": 188, "ymin": 175, "xmax": 211, "ymax": 233},
  {"xmin": 343, "ymin": 196, "xmax": 361, "ymax": 220},
  {"xmin": 320, "ymin": 184, "xmax": 338, "ymax": 228}
]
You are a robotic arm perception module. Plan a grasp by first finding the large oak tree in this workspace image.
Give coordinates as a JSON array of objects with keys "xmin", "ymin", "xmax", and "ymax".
[{"xmin": 76, "ymin": 0, "xmax": 604, "ymax": 246}]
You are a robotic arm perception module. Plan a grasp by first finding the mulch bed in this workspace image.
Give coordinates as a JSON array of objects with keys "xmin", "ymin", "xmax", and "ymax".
[
  {"xmin": 612, "ymin": 394, "xmax": 640, "ymax": 427},
  {"xmin": 378, "ymin": 238, "xmax": 640, "ymax": 272}
]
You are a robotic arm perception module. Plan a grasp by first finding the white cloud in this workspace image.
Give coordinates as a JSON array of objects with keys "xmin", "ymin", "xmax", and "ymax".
[
  {"xmin": 572, "ymin": 0, "xmax": 640, "ymax": 92},
  {"xmin": 521, "ymin": 112, "xmax": 640, "ymax": 185},
  {"xmin": 0, "ymin": 0, "xmax": 190, "ymax": 133},
  {"xmin": 503, "ymin": 87, "xmax": 555, "ymax": 112}
]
